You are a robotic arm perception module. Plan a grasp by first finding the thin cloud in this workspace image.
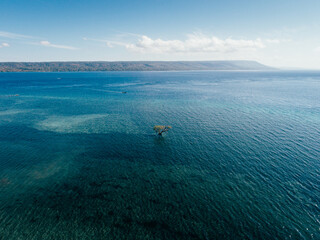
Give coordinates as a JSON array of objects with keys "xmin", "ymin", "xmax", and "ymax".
[
  {"xmin": 265, "ymin": 39, "xmax": 291, "ymax": 44},
  {"xmin": 85, "ymin": 33, "xmax": 290, "ymax": 54},
  {"xmin": 0, "ymin": 43, "xmax": 10, "ymax": 48},
  {"xmin": 39, "ymin": 41, "xmax": 77, "ymax": 50},
  {"xmin": 124, "ymin": 34, "xmax": 265, "ymax": 53},
  {"xmin": 83, "ymin": 37, "xmax": 127, "ymax": 48},
  {"xmin": 315, "ymin": 46, "xmax": 320, "ymax": 52},
  {"xmin": 83, "ymin": 37, "xmax": 109, "ymax": 43},
  {"xmin": 0, "ymin": 31, "xmax": 33, "ymax": 39}
]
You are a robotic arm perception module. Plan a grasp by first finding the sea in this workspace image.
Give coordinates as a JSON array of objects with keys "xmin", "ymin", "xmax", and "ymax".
[{"xmin": 0, "ymin": 71, "xmax": 319, "ymax": 239}]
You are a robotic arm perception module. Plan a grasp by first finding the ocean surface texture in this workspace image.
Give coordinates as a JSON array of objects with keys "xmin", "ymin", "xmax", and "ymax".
[{"xmin": 0, "ymin": 71, "xmax": 319, "ymax": 239}]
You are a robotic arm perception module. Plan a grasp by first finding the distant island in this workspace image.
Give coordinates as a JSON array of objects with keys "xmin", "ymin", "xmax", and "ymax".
[{"xmin": 0, "ymin": 60, "xmax": 275, "ymax": 72}]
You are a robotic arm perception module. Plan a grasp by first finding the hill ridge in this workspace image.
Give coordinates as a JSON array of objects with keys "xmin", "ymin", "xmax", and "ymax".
[{"xmin": 0, "ymin": 60, "xmax": 275, "ymax": 72}]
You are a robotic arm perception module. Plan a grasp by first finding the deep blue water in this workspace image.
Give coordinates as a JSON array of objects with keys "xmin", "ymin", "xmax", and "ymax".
[{"xmin": 0, "ymin": 71, "xmax": 319, "ymax": 239}]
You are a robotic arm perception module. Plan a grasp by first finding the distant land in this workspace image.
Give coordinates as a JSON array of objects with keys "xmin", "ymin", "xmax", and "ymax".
[{"xmin": 0, "ymin": 60, "xmax": 275, "ymax": 72}]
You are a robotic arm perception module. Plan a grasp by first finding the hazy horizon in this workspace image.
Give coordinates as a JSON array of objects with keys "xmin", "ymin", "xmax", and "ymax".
[
  {"xmin": 0, "ymin": 60, "xmax": 317, "ymax": 71},
  {"xmin": 1, "ymin": 1, "xmax": 320, "ymax": 69}
]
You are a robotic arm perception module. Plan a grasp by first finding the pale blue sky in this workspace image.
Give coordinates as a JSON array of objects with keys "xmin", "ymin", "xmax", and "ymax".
[{"xmin": 0, "ymin": 0, "xmax": 320, "ymax": 68}]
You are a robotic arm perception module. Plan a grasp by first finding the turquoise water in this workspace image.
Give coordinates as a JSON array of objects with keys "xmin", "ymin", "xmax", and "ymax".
[{"xmin": 0, "ymin": 71, "xmax": 319, "ymax": 239}]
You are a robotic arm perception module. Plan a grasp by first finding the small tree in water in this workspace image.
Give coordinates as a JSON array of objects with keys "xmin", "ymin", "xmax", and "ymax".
[{"xmin": 153, "ymin": 125, "xmax": 172, "ymax": 136}]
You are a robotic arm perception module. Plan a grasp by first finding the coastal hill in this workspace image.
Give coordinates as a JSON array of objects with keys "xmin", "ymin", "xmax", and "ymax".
[{"xmin": 0, "ymin": 60, "xmax": 274, "ymax": 72}]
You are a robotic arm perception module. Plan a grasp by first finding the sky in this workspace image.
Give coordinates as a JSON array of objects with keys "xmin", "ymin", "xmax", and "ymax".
[{"xmin": 0, "ymin": 0, "xmax": 320, "ymax": 69}]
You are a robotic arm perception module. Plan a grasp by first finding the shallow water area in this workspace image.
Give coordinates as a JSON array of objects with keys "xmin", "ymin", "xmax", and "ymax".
[{"xmin": 0, "ymin": 71, "xmax": 320, "ymax": 239}]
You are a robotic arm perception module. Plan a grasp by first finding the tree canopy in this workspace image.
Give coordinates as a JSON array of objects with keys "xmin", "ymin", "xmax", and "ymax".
[{"xmin": 153, "ymin": 125, "xmax": 172, "ymax": 136}]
